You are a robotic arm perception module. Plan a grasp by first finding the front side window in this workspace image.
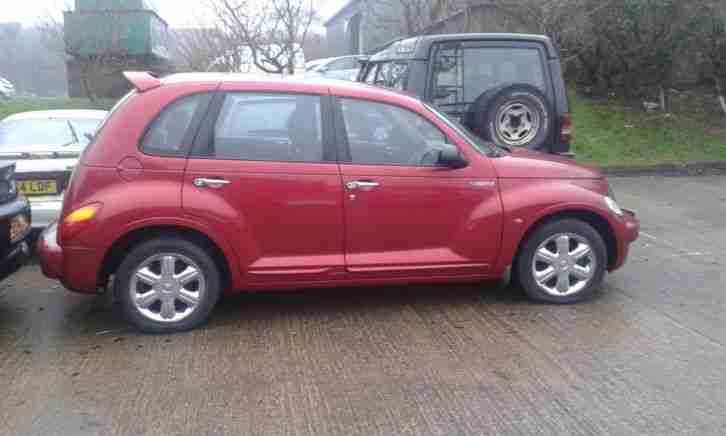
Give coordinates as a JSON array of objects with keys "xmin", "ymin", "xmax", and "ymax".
[
  {"xmin": 340, "ymin": 98, "xmax": 450, "ymax": 166},
  {"xmin": 212, "ymin": 93, "xmax": 324, "ymax": 162},
  {"xmin": 142, "ymin": 93, "xmax": 206, "ymax": 156}
]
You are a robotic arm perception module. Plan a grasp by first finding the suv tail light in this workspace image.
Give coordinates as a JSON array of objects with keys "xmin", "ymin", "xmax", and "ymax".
[
  {"xmin": 559, "ymin": 113, "xmax": 573, "ymax": 146},
  {"xmin": 58, "ymin": 203, "xmax": 102, "ymax": 245}
]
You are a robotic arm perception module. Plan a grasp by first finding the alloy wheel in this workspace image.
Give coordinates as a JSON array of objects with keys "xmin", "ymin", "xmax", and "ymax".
[
  {"xmin": 129, "ymin": 253, "xmax": 206, "ymax": 323},
  {"xmin": 531, "ymin": 233, "xmax": 596, "ymax": 297}
]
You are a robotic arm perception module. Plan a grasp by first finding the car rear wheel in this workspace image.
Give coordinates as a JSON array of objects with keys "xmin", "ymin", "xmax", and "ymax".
[
  {"xmin": 516, "ymin": 219, "xmax": 607, "ymax": 304},
  {"xmin": 115, "ymin": 237, "xmax": 221, "ymax": 333}
]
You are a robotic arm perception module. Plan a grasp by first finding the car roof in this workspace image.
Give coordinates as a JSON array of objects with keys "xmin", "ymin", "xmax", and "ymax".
[
  {"xmin": 127, "ymin": 72, "xmax": 426, "ymax": 109},
  {"xmin": 368, "ymin": 33, "xmax": 558, "ymax": 62},
  {"xmin": 4, "ymin": 110, "xmax": 108, "ymax": 121}
]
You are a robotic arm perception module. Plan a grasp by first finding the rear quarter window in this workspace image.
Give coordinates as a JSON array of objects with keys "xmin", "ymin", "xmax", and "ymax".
[{"xmin": 141, "ymin": 93, "xmax": 210, "ymax": 157}]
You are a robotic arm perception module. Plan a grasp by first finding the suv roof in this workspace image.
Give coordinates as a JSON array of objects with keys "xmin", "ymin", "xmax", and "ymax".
[{"xmin": 368, "ymin": 33, "xmax": 559, "ymax": 62}]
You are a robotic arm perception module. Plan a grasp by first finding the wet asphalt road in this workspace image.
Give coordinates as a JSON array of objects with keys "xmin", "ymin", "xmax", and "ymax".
[{"xmin": 2, "ymin": 175, "xmax": 726, "ymax": 436}]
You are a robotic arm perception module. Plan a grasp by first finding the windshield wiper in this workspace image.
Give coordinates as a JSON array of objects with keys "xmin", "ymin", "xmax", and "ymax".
[{"xmin": 66, "ymin": 120, "xmax": 79, "ymax": 146}]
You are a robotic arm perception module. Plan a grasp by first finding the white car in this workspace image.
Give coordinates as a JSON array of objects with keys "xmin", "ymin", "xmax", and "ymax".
[
  {"xmin": 0, "ymin": 110, "xmax": 107, "ymax": 229},
  {"xmin": 304, "ymin": 55, "xmax": 366, "ymax": 81},
  {"xmin": 0, "ymin": 77, "xmax": 15, "ymax": 98}
]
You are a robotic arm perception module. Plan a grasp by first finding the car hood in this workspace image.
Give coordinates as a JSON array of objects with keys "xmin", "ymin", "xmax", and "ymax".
[{"xmin": 492, "ymin": 148, "xmax": 602, "ymax": 179}]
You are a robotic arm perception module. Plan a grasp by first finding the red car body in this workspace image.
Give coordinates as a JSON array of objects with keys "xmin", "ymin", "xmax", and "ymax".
[{"xmin": 38, "ymin": 73, "xmax": 638, "ymax": 297}]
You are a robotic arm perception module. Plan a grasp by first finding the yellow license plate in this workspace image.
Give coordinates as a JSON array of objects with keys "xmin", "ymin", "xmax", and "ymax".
[{"xmin": 18, "ymin": 180, "xmax": 58, "ymax": 195}]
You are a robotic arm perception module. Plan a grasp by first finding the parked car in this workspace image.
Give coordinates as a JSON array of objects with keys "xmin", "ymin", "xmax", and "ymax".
[
  {"xmin": 358, "ymin": 33, "xmax": 572, "ymax": 155},
  {"xmin": 0, "ymin": 163, "xmax": 31, "ymax": 281},
  {"xmin": 37, "ymin": 72, "xmax": 639, "ymax": 333},
  {"xmin": 0, "ymin": 110, "xmax": 108, "ymax": 229},
  {"xmin": 305, "ymin": 55, "xmax": 367, "ymax": 81},
  {"xmin": 0, "ymin": 77, "xmax": 15, "ymax": 99}
]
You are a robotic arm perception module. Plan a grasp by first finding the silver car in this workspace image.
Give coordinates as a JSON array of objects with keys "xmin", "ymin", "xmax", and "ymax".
[
  {"xmin": 0, "ymin": 77, "xmax": 15, "ymax": 98},
  {"xmin": 0, "ymin": 110, "xmax": 107, "ymax": 229},
  {"xmin": 304, "ymin": 55, "xmax": 366, "ymax": 81}
]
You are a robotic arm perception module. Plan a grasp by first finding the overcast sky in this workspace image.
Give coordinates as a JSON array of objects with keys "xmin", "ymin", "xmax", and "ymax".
[{"xmin": 0, "ymin": 0, "xmax": 346, "ymax": 27}]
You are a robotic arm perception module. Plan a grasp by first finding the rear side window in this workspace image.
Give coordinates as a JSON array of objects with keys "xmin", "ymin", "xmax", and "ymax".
[
  {"xmin": 141, "ymin": 93, "xmax": 207, "ymax": 156},
  {"xmin": 365, "ymin": 62, "xmax": 409, "ymax": 91},
  {"xmin": 211, "ymin": 93, "xmax": 324, "ymax": 162},
  {"xmin": 363, "ymin": 64, "xmax": 379, "ymax": 84}
]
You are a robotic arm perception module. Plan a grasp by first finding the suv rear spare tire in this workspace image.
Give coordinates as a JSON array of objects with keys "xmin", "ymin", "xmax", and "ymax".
[{"xmin": 466, "ymin": 83, "xmax": 553, "ymax": 151}]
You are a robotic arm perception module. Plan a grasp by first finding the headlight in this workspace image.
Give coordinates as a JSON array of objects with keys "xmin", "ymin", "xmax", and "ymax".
[{"xmin": 605, "ymin": 196, "xmax": 624, "ymax": 216}]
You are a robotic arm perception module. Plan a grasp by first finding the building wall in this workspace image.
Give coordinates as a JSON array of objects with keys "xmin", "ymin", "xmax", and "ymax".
[
  {"xmin": 421, "ymin": 5, "xmax": 530, "ymax": 35},
  {"xmin": 325, "ymin": 2, "xmax": 363, "ymax": 57}
]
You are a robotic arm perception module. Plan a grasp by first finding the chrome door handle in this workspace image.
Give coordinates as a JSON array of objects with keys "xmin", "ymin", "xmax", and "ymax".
[
  {"xmin": 346, "ymin": 180, "xmax": 380, "ymax": 190},
  {"xmin": 193, "ymin": 178, "xmax": 230, "ymax": 189}
]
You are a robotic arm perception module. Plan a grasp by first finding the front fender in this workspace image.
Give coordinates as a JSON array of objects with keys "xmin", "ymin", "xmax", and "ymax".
[{"xmin": 495, "ymin": 179, "xmax": 618, "ymax": 273}]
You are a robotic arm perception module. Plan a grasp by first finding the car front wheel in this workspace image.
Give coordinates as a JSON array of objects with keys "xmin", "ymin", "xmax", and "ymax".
[
  {"xmin": 115, "ymin": 237, "xmax": 221, "ymax": 333},
  {"xmin": 516, "ymin": 219, "xmax": 607, "ymax": 304}
]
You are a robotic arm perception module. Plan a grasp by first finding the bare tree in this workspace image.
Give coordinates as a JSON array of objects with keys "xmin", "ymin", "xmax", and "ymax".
[
  {"xmin": 207, "ymin": 0, "xmax": 316, "ymax": 74},
  {"xmin": 170, "ymin": 27, "xmax": 233, "ymax": 71}
]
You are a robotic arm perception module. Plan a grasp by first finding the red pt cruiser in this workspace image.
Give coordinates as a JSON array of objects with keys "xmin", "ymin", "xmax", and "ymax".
[{"xmin": 38, "ymin": 72, "xmax": 639, "ymax": 333}]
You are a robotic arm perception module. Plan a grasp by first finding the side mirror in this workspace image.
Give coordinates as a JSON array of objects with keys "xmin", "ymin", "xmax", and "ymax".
[{"xmin": 437, "ymin": 146, "xmax": 468, "ymax": 169}]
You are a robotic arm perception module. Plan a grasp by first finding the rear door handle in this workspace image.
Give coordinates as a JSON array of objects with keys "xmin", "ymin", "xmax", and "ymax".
[
  {"xmin": 346, "ymin": 180, "xmax": 380, "ymax": 190},
  {"xmin": 193, "ymin": 178, "xmax": 230, "ymax": 189}
]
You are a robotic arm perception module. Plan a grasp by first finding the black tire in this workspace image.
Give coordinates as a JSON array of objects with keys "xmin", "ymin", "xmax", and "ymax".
[
  {"xmin": 115, "ymin": 237, "xmax": 221, "ymax": 333},
  {"xmin": 465, "ymin": 83, "xmax": 554, "ymax": 151},
  {"xmin": 516, "ymin": 219, "xmax": 607, "ymax": 304}
]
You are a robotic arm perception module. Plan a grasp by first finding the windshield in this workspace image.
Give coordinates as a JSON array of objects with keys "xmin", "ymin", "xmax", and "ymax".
[
  {"xmin": 71, "ymin": 119, "xmax": 103, "ymax": 146},
  {"xmin": 0, "ymin": 119, "xmax": 75, "ymax": 147},
  {"xmin": 0, "ymin": 118, "xmax": 103, "ymax": 148},
  {"xmin": 423, "ymin": 102, "xmax": 498, "ymax": 156}
]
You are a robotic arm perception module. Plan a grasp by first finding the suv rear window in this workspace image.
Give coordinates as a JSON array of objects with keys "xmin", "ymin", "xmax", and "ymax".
[{"xmin": 433, "ymin": 47, "xmax": 546, "ymax": 120}]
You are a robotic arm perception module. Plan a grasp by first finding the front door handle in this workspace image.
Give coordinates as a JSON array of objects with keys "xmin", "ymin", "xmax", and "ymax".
[
  {"xmin": 193, "ymin": 178, "xmax": 230, "ymax": 189},
  {"xmin": 346, "ymin": 180, "xmax": 380, "ymax": 190}
]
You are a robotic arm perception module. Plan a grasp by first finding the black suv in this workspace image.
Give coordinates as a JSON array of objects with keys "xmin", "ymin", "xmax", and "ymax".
[
  {"xmin": 0, "ymin": 163, "xmax": 30, "ymax": 281},
  {"xmin": 358, "ymin": 33, "xmax": 572, "ymax": 155}
]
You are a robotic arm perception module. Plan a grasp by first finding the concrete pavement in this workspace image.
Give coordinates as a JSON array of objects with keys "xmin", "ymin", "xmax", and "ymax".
[{"xmin": 2, "ymin": 175, "xmax": 726, "ymax": 435}]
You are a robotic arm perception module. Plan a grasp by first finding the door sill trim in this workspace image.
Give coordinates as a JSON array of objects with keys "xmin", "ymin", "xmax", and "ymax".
[{"xmin": 347, "ymin": 263, "xmax": 488, "ymax": 273}]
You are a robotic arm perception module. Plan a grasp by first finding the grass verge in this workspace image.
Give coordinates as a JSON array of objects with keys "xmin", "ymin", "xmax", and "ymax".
[
  {"xmin": 0, "ymin": 97, "xmax": 114, "ymax": 121},
  {"xmin": 571, "ymin": 92, "xmax": 726, "ymax": 166}
]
